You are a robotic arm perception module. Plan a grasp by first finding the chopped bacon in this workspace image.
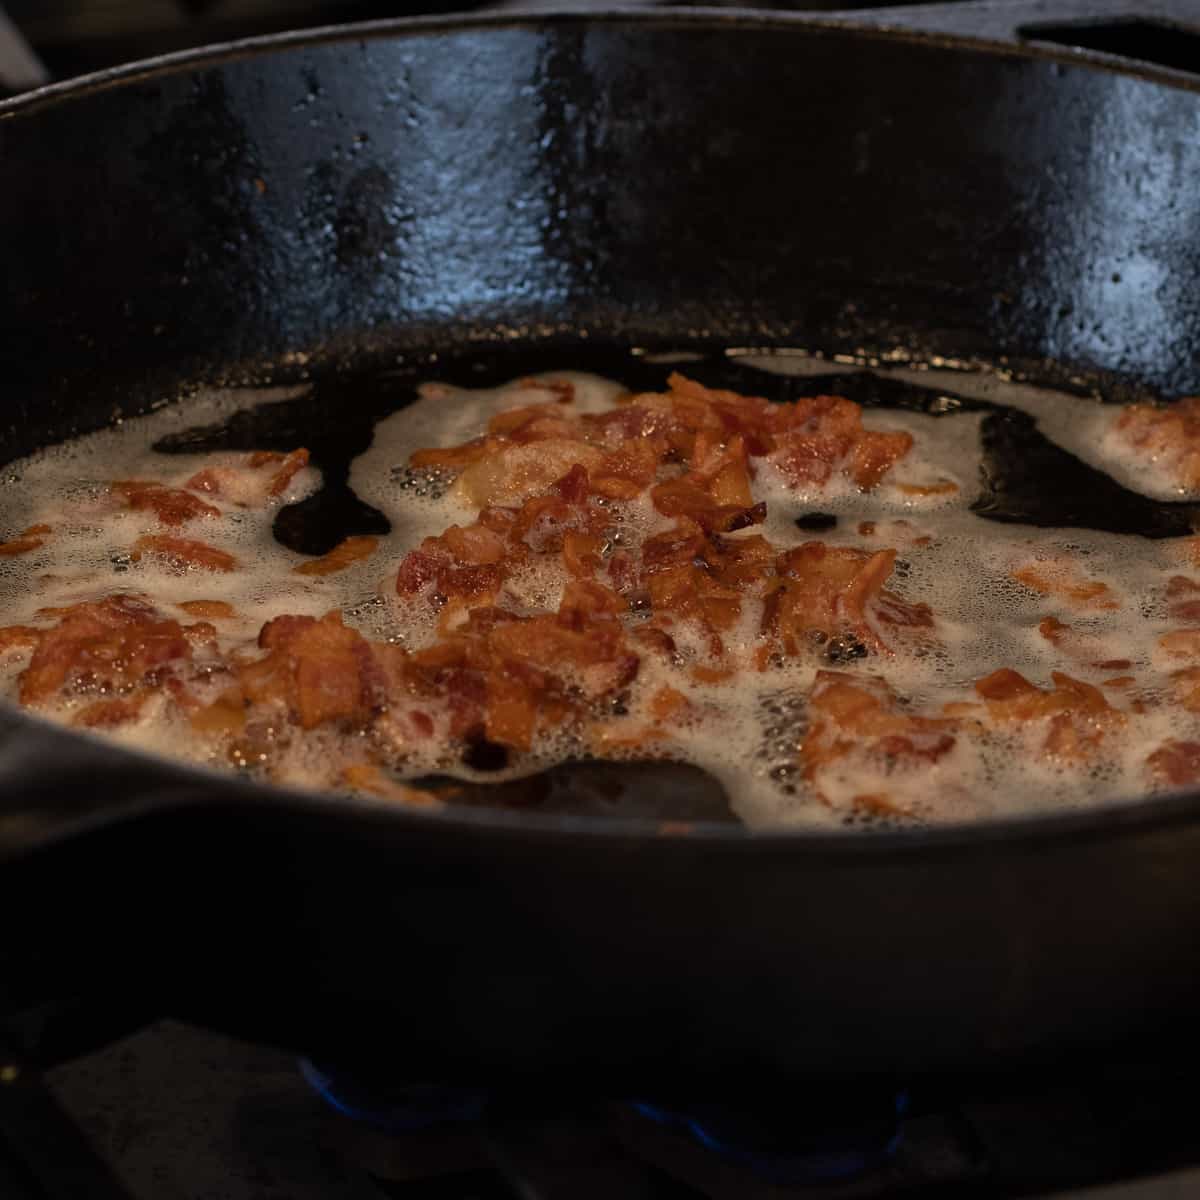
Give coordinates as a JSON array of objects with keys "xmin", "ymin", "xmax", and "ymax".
[
  {"xmin": 131, "ymin": 535, "xmax": 237, "ymax": 572},
  {"xmin": 1160, "ymin": 629, "xmax": 1200, "ymax": 660},
  {"xmin": 1012, "ymin": 562, "xmax": 1120, "ymax": 611},
  {"xmin": 395, "ymin": 543, "xmax": 450, "ymax": 595},
  {"xmin": 0, "ymin": 524, "xmax": 51, "ymax": 556},
  {"xmin": 1170, "ymin": 667, "xmax": 1200, "ymax": 713},
  {"xmin": 1114, "ymin": 398, "xmax": 1200, "ymax": 491},
  {"xmin": 894, "ymin": 480, "xmax": 959, "ymax": 497},
  {"xmin": 456, "ymin": 439, "xmax": 605, "ymax": 508},
  {"xmin": 74, "ymin": 695, "xmax": 148, "ymax": 728},
  {"xmin": 19, "ymin": 594, "xmax": 193, "ymax": 706},
  {"xmin": 1039, "ymin": 616, "xmax": 1070, "ymax": 645},
  {"xmin": 0, "ymin": 625, "xmax": 42, "ymax": 654},
  {"xmin": 293, "ymin": 535, "xmax": 380, "ymax": 577},
  {"xmin": 186, "ymin": 448, "xmax": 310, "ymax": 504},
  {"xmin": 241, "ymin": 611, "xmax": 388, "ymax": 730},
  {"xmin": 341, "ymin": 764, "xmax": 446, "ymax": 806},
  {"xmin": 177, "ymin": 599, "xmax": 236, "ymax": 620},
  {"xmin": 112, "ymin": 481, "xmax": 220, "ymax": 526},
  {"xmin": 801, "ymin": 671, "xmax": 956, "ymax": 811},
  {"xmin": 1147, "ymin": 740, "xmax": 1200, "ymax": 788},
  {"xmin": 255, "ymin": 448, "xmax": 311, "ymax": 496},
  {"xmin": 410, "ymin": 437, "xmax": 495, "ymax": 470},
  {"xmin": 765, "ymin": 544, "xmax": 899, "ymax": 653},
  {"xmin": 973, "ymin": 668, "xmax": 1124, "ymax": 759}
]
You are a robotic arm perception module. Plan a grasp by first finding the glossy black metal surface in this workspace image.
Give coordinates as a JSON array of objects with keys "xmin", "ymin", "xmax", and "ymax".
[{"xmin": 4, "ymin": 13, "xmax": 1200, "ymax": 1083}]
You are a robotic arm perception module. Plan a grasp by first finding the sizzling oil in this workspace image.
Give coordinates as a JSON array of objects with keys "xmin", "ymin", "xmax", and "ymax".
[{"xmin": 0, "ymin": 349, "xmax": 1197, "ymax": 829}]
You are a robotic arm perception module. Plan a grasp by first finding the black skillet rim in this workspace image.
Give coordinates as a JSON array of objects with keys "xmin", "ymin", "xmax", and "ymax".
[{"xmin": 3, "ymin": 7, "xmax": 1200, "ymax": 855}]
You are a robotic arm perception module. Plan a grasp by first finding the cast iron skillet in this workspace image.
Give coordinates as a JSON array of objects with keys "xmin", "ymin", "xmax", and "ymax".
[{"xmin": 2, "ymin": 6, "xmax": 1200, "ymax": 1088}]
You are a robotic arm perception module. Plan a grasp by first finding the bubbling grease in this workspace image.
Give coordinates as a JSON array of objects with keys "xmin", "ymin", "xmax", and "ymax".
[{"xmin": 0, "ymin": 367, "xmax": 1199, "ymax": 828}]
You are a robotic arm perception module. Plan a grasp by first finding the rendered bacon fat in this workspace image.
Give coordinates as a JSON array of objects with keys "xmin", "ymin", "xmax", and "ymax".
[{"xmin": 5, "ymin": 367, "xmax": 1200, "ymax": 826}]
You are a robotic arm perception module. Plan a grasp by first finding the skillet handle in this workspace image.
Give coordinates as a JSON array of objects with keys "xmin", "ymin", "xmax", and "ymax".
[{"xmin": 838, "ymin": 0, "xmax": 1200, "ymax": 78}]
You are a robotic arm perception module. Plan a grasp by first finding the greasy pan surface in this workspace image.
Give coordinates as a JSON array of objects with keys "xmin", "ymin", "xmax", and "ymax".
[{"xmin": 3, "ymin": 12, "xmax": 1200, "ymax": 1081}]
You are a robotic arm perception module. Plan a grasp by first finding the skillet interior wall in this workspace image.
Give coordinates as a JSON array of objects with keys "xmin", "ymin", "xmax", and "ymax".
[{"xmin": 3, "ymin": 16, "xmax": 1200, "ymax": 460}]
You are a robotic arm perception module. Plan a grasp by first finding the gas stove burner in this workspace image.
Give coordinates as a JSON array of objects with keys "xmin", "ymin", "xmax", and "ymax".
[
  {"xmin": 298, "ymin": 1059, "xmax": 487, "ymax": 1133},
  {"xmin": 631, "ymin": 1086, "xmax": 909, "ymax": 1184}
]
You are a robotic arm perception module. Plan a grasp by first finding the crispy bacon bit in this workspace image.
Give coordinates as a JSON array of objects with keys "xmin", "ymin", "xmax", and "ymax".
[
  {"xmin": 801, "ymin": 671, "xmax": 956, "ymax": 811},
  {"xmin": 293, "ymin": 535, "xmax": 380, "ymax": 577},
  {"xmin": 974, "ymin": 668, "xmax": 1124, "ymax": 759},
  {"xmin": 113, "ymin": 481, "xmax": 220, "ymax": 526},
  {"xmin": 241, "ymin": 611, "xmax": 387, "ymax": 730},
  {"xmin": 1012, "ymin": 562, "xmax": 1120, "ymax": 611},
  {"xmin": 894, "ymin": 480, "xmax": 959, "ymax": 497},
  {"xmin": 342, "ymin": 764, "xmax": 447, "ymax": 806},
  {"xmin": 457, "ymin": 440, "xmax": 604, "ymax": 508},
  {"xmin": 1160, "ymin": 629, "xmax": 1200, "ymax": 660},
  {"xmin": 186, "ymin": 448, "xmax": 310, "ymax": 503},
  {"xmin": 1115, "ymin": 398, "xmax": 1200, "ymax": 491},
  {"xmin": 177, "ymin": 599, "xmax": 236, "ymax": 620},
  {"xmin": 766, "ymin": 544, "xmax": 899, "ymax": 654},
  {"xmin": 1147, "ymin": 740, "xmax": 1200, "ymax": 787},
  {"xmin": 1039, "ymin": 616, "xmax": 1070, "ymax": 645},
  {"xmin": 1170, "ymin": 667, "xmax": 1200, "ymax": 712},
  {"xmin": 74, "ymin": 695, "xmax": 149, "ymax": 728},
  {"xmin": 649, "ymin": 686, "xmax": 690, "ymax": 722},
  {"xmin": 410, "ymin": 438, "xmax": 494, "ymax": 470},
  {"xmin": 0, "ymin": 524, "xmax": 51, "ymax": 556},
  {"xmin": 131, "ymin": 535, "xmax": 237, "ymax": 573},
  {"xmin": 260, "ymin": 448, "xmax": 310, "ymax": 496},
  {"xmin": 19, "ymin": 594, "xmax": 193, "ymax": 706},
  {"xmin": 0, "ymin": 625, "xmax": 42, "ymax": 653}
]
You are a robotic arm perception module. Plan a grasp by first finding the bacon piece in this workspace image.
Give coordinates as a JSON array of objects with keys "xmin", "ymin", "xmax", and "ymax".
[
  {"xmin": 895, "ymin": 480, "xmax": 959, "ymax": 497},
  {"xmin": 187, "ymin": 448, "xmax": 311, "ymax": 504},
  {"xmin": 765, "ymin": 543, "xmax": 898, "ymax": 654},
  {"xmin": 650, "ymin": 477, "xmax": 766, "ymax": 533},
  {"xmin": 410, "ymin": 437, "xmax": 495, "ymax": 470},
  {"xmin": 259, "ymin": 448, "xmax": 310, "ymax": 496},
  {"xmin": 1170, "ymin": 667, "xmax": 1200, "ymax": 713},
  {"xmin": 341, "ymin": 764, "xmax": 446, "ymax": 806},
  {"xmin": 563, "ymin": 531, "xmax": 603, "ymax": 578},
  {"xmin": 395, "ymin": 542, "xmax": 451, "ymax": 595},
  {"xmin": 974, "ymin": 668, "xmax": 1124, "ymax": 759},
  {"xmin": 113, "ymin": 481, "xmax": 220, "ymax": 526},
  {"xmin": 650, "ymin": 686, "xmax": 690, "ymax": 723},
  {"xmin": 456, "ymin": 439, "xmax": 604, "ymax": 508},
  {"xmin": 847, "ymin": 430, "xmax": 915, "ymax": 490},
  {"xmin": 131, "ymin": 535, "xmax": 237, "ymax": 572},
  {"xmin": 241, "ymin": 611, "xmax": 387, "ymax": 730},
  {"xmin": 801, "ymin": 671, "xmax": 956, "ymax": 811},
  {"xmin": 1039, "ymin": 616, "xmax": 1070, "ymax": 645},
  {"xmin": 1159, "ymin": 629, "xmax": 1200, "ymax": 660},
  {"xmin": 769, "ymin": 392, "xmax": 912, "ymax": 491},
  {"xmin": 74, "ymin": 695, "xmax": 149, "ymax": 728},
  {"xmin": 19, "ymin": 594, "xmax": 192, "ymax": 706},
  {"xmin": 293, "ymin": 535, "xmax": 380, "ymax": 577},
  {"xmin": 177, "ymin": 599, "xmax": 236, "ymax": 620},
  {"xmin": 1147, "ymin": 740, "xmax": 1200, "ymax": 788},
  {"xmin": 0, "ymin": 625, "xmax": 42, "ymax": 653},
  {"xmin": 1012, "ymin": 562, "xmax": 1120, "ymax": 611},
  {"xmin": 0, "ymin": 524, "xmax": 51, "ymax": 556},
  {"xmin": 1114, "ymin": 398, "xmax": 1200, "ymax": 491}
]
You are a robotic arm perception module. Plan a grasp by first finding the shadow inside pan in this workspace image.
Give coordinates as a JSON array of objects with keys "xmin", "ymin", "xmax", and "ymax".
[{"xmin": 418, "ymin": 759, "xmax": 740, "ymax": 824}]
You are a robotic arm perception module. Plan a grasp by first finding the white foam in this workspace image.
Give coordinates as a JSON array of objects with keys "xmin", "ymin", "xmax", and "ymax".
[{"xmin": 0, "ymin": 369, "xmax": 1197, "ymax": 828}]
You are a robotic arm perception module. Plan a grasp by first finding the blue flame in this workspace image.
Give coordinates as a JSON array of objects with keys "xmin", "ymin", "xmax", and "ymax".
[{"xmin": 299, "ymin": 1059, "xmax": 486, "ymax": 1133}]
